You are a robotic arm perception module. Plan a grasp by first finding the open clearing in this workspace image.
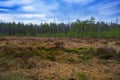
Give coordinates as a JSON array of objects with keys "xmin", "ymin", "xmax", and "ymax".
[{"xmin": 0, "ymin": 37, "xmax": 120, "ymax": 80}]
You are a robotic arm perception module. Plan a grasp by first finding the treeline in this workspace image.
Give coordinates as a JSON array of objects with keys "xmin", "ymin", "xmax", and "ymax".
[{"xmin": 0, "ymin": 17, "xmax": 120, "ymax": 38}]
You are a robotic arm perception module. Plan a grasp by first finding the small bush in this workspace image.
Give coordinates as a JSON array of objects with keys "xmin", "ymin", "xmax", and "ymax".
[
  {"xmin": 64, "ymin": 48, "xmax": 79, "ymax": 53},
  {"xmin": 78, "ymin": 54, "xmax": 85, "ymax": 61},
  {"xmin": 0, "ymin": 60, "xmax": 8, "ymax": 67},
  {"xmin": 75, "ymin": 71, "xmax": 88, "ymax": 80},
  {"xmin": 0, "ymin": 72, "xmax": 33, "ymax": 80},
  {"xmin": 46, "ymin": 56, "xmax": 56, "ymax": 61},
  {"xmin": 99, "ymin": 53, "xmax": 112, "ymax": 60},
  {"xmin": 115, "ymin": 41, "xmax": 120, "ymax": 45},
  {"xmin": 85, "ymin": 54, "xmax": 92, "ymax": 60},
  {"xmin": 96, "ymin": 47, "xmax": 115, "ymax": 60},
  {"xmin": 117, "ymin": 53, "xmax": 120, "ymax": 61},
  {"xmin": 0, "ymin": 37, "xmax": 6, "ymax": 41},
  {"xmin": 54, "ymin": 42, "xmax": 64, "ymax": 49},
  {"xmin": 67, "ymin": 57, "xmax": 75, "ymax": 62},
  {"xmin": 78, "ymin": 54, "xmax": 92, "ymax": 61},
  {"xmin": 2, "ymin": 46, "xmax": 41, "ymax": 58}
]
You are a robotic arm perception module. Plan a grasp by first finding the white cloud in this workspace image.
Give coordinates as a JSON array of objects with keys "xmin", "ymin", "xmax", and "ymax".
[
  {"xmin": 0, "ymin": 0, "xmax": 119, "ymax": 24},
  {"xmin": 21, "ymin": 14, "xmax": 46, "ymax": 19},
  {"xmin": 89, "ymin": 0, "xmax": 120, "ymax": 16},
  {"xmin": 0, "ymin": 8, "xmax": 10, "ymax": 12},
  {"xmin": 0, "ymin": 0, "xmax": 59, "ymax": 24},
  {"xmin": 0, "ymin": 13, "xmax": 58, "ymax": 24},
  {"xmin": 19, "ymin": 0, "xmax": 59, "ymax": 16},
  {"xmin": 0, "ymin": 0, "xmax": 34, "ymax": 7},
  {"xmin": 62, "ymin": 0, "xmax": 95, "ymax": 4},
  {"xmin": 22, "ymin": 6, "xmax": 36, "ymax": 12}
]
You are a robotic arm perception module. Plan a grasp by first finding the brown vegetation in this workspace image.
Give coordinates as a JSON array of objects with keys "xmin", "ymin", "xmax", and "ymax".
[{"xmin": 0, "ymin": 37, "xmax": 120, "ymax": 80}]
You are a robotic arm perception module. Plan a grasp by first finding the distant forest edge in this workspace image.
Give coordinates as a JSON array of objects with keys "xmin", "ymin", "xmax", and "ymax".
[{"xmin": 0, "ymin": 17, "xmax": 120, "ymax": 38}]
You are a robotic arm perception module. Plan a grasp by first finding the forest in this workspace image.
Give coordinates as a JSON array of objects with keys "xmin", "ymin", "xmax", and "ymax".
[{"xmin": 0, "ymin": 17, "xmax": 120, "ymax": 38}]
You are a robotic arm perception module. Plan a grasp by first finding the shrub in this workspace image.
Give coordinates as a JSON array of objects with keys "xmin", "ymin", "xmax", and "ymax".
[
  {"xmin": 96, "ymin": 47, "xmax": 115, "ymax": 60},
  {"xmin": 54, "ymin": 42, "xmax": 64, "ymax": 49},
  {"xmin": 99, "ymin": 53, "xmax": 112, "ymax": 60},
  {"xmin": 78, "ymin": 54, "xmax": 85, "ymax": 61},
  {"xmin": 64, "ymin": 48, "xmax": 79, "ymax": 53},
  {"xmin": 75, "ymin": 71, "xmax": 88, "ymax": 80},
  {"xmin": 0, "ymin": 72, "xmax": 33, "ymax": 80},
  {"xmin": 2, "ymin": 47, "xmax": 41, "ymax": 58},
  {"xmin": 115, "ymin": 41, "xmax": 120, "ymax": 45},
  {"xmin": 67, "ymin": 57, "xmax": 75, "ymax": 62},
  {"xmin": 46, "ymin": 55, "xmax": 56, "ymax": 61},
  {"xmin": 0, "ymin": 37, "xmax": 6, "ymax": 41},
  {"xmin": 78, "ymin": 54, "xmax": 92, "ymax": 61},
  {"xmin": 85, "ymin": 54, "xmax": 92, "ymax": 60}
]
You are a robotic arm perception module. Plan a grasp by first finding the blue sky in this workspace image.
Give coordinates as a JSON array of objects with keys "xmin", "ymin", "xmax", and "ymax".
[{"xmin": 0, "ymin": 0, "xmax": 120, "ymax": 24}]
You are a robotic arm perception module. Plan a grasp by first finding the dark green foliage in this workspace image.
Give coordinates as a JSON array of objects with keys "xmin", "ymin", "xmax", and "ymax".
[{"xmin": 0, "ymin": 17, "xmax": 120, "ymax": 38}]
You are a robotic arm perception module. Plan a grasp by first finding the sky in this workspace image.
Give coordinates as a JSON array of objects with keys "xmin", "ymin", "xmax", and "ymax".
[{"xmin": 0, "ymin": 0, "xmax": 120, "ymax": 24}]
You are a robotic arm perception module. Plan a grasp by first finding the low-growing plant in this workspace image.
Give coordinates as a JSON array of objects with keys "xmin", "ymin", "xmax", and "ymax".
[
  {"xmin": 115, "ymin": 41, "xmax": 120, "ymax": 45},
  {"xmin": 78, "ymin": 54, "xmax": 85, "ymax": 61},
  {"xmin": 78, "ymin": 54, "xmax": 92, "ymax": 61},
  {"xmin": 54, "ymin": 42, "xmax": 64, "ymax": 49},
  {"xmin": 67, "ymin": 57, "xmax": 75, "ymax": 62},
  {"xmin": 64, "ymin": 48, "xmax": 79, "ymax": 53},
  {"xmin": 46, "ymin": 55, "xmax": 56, "ymax": 61},
  {"xmin": 99, "ymin": 53, "xmax": 112, "ymax": 60},
  {"xmin": 0, "ymin": 37, "xmax": 6, "ymax": 41},
  {"xmin": 117, "ymin": 53, "xmax": 120, "ymax": 61},
  {"xmin": 0, "ymin": 60, "xmax": 8, "ymax": 68},
  {"xmin": 95, "ymin": 47, "xmax": 115, "ymax": 60},
  {"xmin": 0, "ymin": 72, "xmax": 33, "ymax": 80},
  {"xmin": 75, "ymin": 71, "xmax": 88, "ymax": 80},
  {"xmin": 0, "ymin": 47, "xmax": 42, "ymax": 59},
  {"xmin": 85, "ymin": 54, "xmax": 92, "ymax": 60}
]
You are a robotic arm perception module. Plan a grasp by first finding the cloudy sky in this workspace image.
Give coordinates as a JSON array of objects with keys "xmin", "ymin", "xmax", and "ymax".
[{"xmin": 0, "ymin": 0, "xmax": 120, "ymax": 24}]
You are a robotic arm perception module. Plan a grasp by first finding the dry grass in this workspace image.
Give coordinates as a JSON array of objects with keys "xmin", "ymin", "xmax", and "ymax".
[{"xmin": 0, "ymin": 37, "xmax": 120, "ymax": 80}]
